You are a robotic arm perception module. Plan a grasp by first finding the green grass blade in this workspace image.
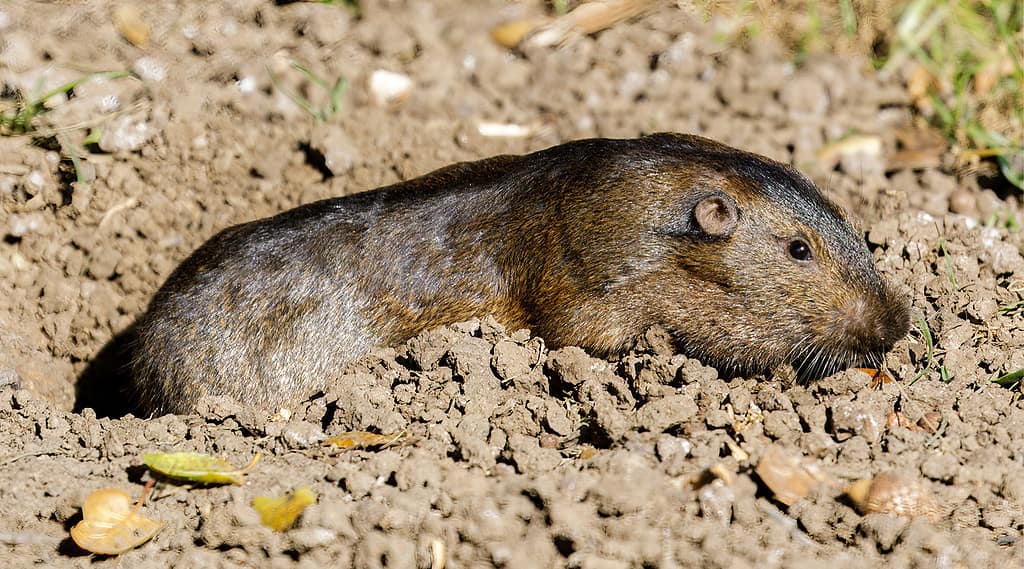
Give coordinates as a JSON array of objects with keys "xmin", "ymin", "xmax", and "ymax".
[
  {"xmin": 993, "ymin": 369, "xmax": 1023, "ymax": 388},
  {"xmin": 290, "ymin": 62, "xmax": 330, "ymax": 91},
  {"xmin": 26, "ymin": 71, "xmax": 131, "ymax": 110},
  {"xmin": 328, "ymin": 78, "xmax": 347, "ymax": 115}
]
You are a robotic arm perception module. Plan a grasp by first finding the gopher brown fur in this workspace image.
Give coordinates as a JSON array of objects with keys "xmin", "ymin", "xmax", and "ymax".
[{"xmin": 131, "ymin": 133, "xmax": 909, "ymax": 414}]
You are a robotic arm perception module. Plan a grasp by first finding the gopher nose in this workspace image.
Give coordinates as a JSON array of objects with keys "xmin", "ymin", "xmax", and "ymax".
[
  {"xmin": 839, "ymin": 298, "xmax": 874, "ymax": 346},
  {"xmin": 838, "ymin": 292, "xmax": 910, "ymax": 353}
]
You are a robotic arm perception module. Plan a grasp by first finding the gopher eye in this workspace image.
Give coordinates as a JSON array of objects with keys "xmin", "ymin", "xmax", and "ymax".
[{"xmin": 788, "ymin": 239, "xmax": 813, "ymax": 262}]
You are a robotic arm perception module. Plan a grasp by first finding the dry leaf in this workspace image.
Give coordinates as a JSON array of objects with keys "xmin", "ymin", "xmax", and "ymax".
[
  {"xmin": 70, "ymin": 487, "xmax": 161, "ymax": 555},
  {"xmin": 490, "ymin": 18, "xmax": 549, "ymax": 49},
  {"xmin": 494, "ymin": 0, "xmax": 657, "ymax": 49},
  {"xmin": 577, "ymin": 445, "xmax": 598, "ymax": 460},
  {"xmin": 323, "ymin": 431, "xmax": 407, "ymax": 450},
  {"xmin": 906, "ymin": 63, "xmax": 934, "ymax": 101},
  {"xmin": 755, "ymin": 445, "xmax": 833, "ymax": 506},
  {"xmin": 894, "ymin": 126, "xmax": 947, "ymax": 152},
  {"xmin": 845, "ymin": 472, "xmax": 942, "ymax": 522},
  {"xmin": 855, "ymin": 367, "xmax": 894, "ymax": 389},
  {"xmin": 885, "ymin": 410, "xmax": 943, "ymax": 433},
  {"xmin": 142, "ymin": 451, "xmax": 261, "ymax": 485},
  {"xmin": 112, "ymin": 4, "xmax": 150, "ymax": 48},
  {"xmin": 887, "ymin": 127, "xmax": 947, "ymax": 172},
  {"xmin": 252, "ymin": 486, "xmax": 317, "ymax": 532},
  {"xmin": 885, "ymin": 410, "xmax": 915, "ymax": 430},
  {"xmin": 816, "ymin": 135, "xmax": 883, "ymax": 168},
  {"xmin": 564, "ymin": 0, "xmax": 656, "ymax": 35},
  {"xmin": 886, "ymin": 148, "xmax": 943, "ymax": 172}
]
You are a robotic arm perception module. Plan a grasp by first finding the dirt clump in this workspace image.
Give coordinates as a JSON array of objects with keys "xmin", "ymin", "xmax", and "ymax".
[{"xmin": 0, "ymin": 1, "xmax": 1021, "ymax": 567}]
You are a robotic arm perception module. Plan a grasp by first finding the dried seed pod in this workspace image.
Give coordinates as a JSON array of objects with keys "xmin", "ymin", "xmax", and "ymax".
[
  {"xmin": 845, "ymin": 473, "xmax": 942, "ymax": 523},
  {"xmin": 755, "ymin": 445, "xmax": 833, "ymax": 506},
  {"xmin": 70, "ymin": 487, "xmax": 161, "ymax": 554}
]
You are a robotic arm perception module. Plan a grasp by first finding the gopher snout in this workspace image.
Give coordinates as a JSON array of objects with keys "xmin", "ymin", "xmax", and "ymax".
[{"xmin": 836, "ymin": 290, "xmax": 910, "ymax": 355}]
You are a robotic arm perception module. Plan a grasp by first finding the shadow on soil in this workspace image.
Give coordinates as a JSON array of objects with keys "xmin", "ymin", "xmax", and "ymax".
[{"xmin": 75, "ymin": 325, "xmax": 139, "ymax": 418}]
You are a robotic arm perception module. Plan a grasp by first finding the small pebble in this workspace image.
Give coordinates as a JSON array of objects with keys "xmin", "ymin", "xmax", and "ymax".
[
  {"xmin": 132, "ymin": 56, "xmax": 168, "ymax": 82},
  {"xmin": 947, "ymin": 188, "xmax": 976, "ymax": 215}
]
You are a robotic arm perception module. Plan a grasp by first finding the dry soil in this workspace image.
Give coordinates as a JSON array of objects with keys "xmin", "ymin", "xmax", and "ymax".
[{"xmin": 0, "ymin": 1, "xmax": 1022, "ymax": 568}]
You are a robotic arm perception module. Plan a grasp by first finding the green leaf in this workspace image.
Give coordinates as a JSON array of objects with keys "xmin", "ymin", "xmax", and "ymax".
[
  {"xmin": 993, "ymin": 369, "xmax": 1023, "ymax": 388},
  {"xmin": 142, "ymin": 451, "xmax": 261, "ymax": 485}
]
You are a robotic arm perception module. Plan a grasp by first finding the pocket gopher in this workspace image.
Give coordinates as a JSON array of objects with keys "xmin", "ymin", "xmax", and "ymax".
[{"xmin": 130, "ymin": 133, "xmax": 909, "ymax": 414}]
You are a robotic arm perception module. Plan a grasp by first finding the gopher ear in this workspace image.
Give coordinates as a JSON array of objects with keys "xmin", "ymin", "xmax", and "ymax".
[{"xmin": 693, "ymin": 193, "xmax": 738, "ymax": 237}]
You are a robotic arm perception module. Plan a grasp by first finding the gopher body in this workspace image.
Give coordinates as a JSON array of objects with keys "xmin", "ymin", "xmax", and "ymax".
[{"xmin": 131, "ymin": 133, "xmax": 909, "ymax": 414}]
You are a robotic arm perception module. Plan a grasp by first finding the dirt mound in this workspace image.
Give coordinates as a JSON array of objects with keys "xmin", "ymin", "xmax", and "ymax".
[{"xmin": 0, "ymin": 1, "xmax": 1021, "ymax": 567}]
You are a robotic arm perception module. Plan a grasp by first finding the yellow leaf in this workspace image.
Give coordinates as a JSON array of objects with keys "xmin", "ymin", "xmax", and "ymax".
[
  {"xmin": 252, "ymin": 486, "xmax": 317, "ymax": 532},
  {"xmin": 855, "ymin": 367, "xmax": 894, "ymax": 389},
  {"xmin": 323, "ymin": 431, "xmax": 407, "ymax": 450},
  {"xmin": 112, "ymin": 4, "xmax": 151, "ymax": 48},
  {"xmin": 142, "ymin": 452, "xmax": 261, "ymax": 485},
  {"xmin": 70, "ymin": 488, "xmax": 162, "ymax": 555}
]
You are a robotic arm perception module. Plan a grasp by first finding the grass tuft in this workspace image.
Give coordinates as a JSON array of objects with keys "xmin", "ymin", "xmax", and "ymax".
[
  {"xmin": 937, "ymin": 238, "xmax": 959, "ymax": 291},
  {"xmin": 993, "ymin": 368, "xmax": 1022, "ymax": 390},
  {"xmin": 998, "ymin": 300, "xmax": 1024, "ymax": 317},
  {"xmin": 551, "ymin": 0, "xmax": 571, "ymax": 16},
  {"xmin": 317, "ymin": 0, "xmax": 360, "ymax": 14},
  {"xmin": 268, "ymin": 61, "xmax": 347, "ymax": 125},
  {"xmin": 909, "ymin": 315, "xmax": 938, "ymax": 385},
  {"xmin": 696, "ymin": 0, "xmax": 1023, "ymax": 190},
  {"xmin": 887, "ymin": 0, "xmax": 1023, "ymax": 189},
  {"xmin": 0, "ymin": 71, "xmax": 131, "ymax": 136}
]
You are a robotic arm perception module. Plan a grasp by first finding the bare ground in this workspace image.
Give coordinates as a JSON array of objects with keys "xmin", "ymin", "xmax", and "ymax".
[{"xmin": 0, "ymin": 1, "xmax": 1022, "ymax": 567}]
